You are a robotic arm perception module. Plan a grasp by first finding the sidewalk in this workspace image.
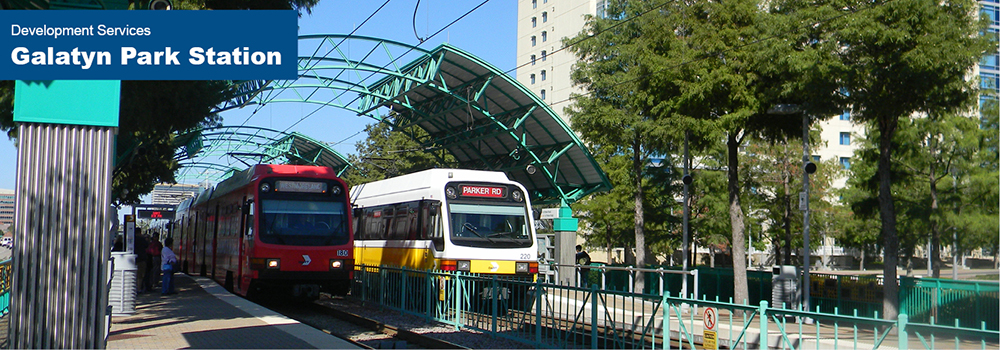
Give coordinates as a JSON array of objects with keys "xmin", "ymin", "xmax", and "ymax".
[{"xmin": 108, "ymin": 274, "xmax": 359, "ymax": 349}]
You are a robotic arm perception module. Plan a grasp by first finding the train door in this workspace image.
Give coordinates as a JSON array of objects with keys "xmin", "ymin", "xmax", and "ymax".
[
  {"xmin": 211, "ymin": 203, "xmax": 220, "ymax": 281},
  {"xmin": 235, "ymin": 197, "xmax": 248, "ymax": 293},
  {"xmin": 240, "ymin": 198, "xmax": 255, "ymax": 293}
]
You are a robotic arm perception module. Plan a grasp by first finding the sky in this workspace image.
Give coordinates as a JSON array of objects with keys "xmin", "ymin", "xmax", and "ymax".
[{"xmin": 0, "ymin": 0, "xmax": 518, "ymax": 193}]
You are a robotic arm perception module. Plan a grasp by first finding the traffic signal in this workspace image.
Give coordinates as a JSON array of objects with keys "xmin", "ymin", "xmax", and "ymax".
[
  {"xmin": 804, "ymin": 162, "xmax": 817, "ymax": 174},
  {"xmin": 682, "ymin": 174, "xmax": 693, "ymax": 185}
]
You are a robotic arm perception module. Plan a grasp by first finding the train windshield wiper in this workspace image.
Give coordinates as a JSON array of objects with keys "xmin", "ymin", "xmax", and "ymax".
[{"xmin": 463, "ymin": 223, "xmax": 495, "ymax": 243}]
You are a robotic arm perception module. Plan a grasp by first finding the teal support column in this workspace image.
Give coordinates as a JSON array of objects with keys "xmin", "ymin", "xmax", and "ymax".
[
  {"xmin": 552, "ymin": 202, "xmax": 578, "ymax": 286},
  {"xmin": 10, "ymin": 80, "xmax": 120, "ymax": 348}
]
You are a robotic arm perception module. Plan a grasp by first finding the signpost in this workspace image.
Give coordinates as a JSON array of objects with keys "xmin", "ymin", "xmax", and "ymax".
[{"xmin": 703, "ymin": 307, "xmax": 718, "ymax": 349}]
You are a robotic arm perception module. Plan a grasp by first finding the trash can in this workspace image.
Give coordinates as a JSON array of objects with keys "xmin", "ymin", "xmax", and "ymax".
[
  {"xmin": 771, "ymin": 265, "xmax": 800, "ymax": 310},
  {"xmin": 109, "ymin": 252, "xmax": 137, "ymax": 316}
]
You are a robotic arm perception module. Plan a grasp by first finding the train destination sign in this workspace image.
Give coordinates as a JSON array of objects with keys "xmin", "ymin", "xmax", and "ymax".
[
  {"xmin": 275, "ymin": 181, "xmax": 327, "ymax": 193},
  {"xmin": 461, "ymin": 185, "xmax": 505, "ymax": 198},
  {"xmin": 137, "ymin": 209, "xmax": 174, "ymax": 220}
]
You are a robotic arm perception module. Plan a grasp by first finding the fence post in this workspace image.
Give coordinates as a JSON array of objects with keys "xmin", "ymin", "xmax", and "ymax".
[
  {"xmin": 898, "ymin": 313, "xmax": 908, "ymax": 350},
  {"xmin": 455, "ymin": 272, "xmax": 462, "ymax": 331},
  {"xmin": 535, "ymin": 276, "xmax": 542, "ymax": 345},
  {"xmin": 759, "ymin": 300, "xmax": 769, "ymax": 349},
  {"xmin": 663, "ymin": 291, "xmax": 670, "ymax": 350},
  {"xmin": 426, "ymin": 270, "xmax": 433, "ymax": 320},
  {"xmin": 591, "ymin": 283, "xmax": 598, "ymax": 348}
]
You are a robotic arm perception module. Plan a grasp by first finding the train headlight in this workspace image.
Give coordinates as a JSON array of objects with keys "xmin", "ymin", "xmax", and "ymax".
[
  {"xmin": 331, "ymin": 186, "xmax": 342, "ymax": 195},
  {"xmin": 260, "ymin": 183, "xmax": 271, "ymax": 193},
  {"xmin": 445, "ymin": 187, "xmax": 457, "ymax": 199},
  {"xmin": 457, "ymin": 260, "xmax": 472, "ymax": 272},
  {"xmin": 330, "ymin": 259, "xmax": 343, "ymax": 269},
  {"xmin": 266, "ymin": 258, "xmax": 280, "ymax": 269},
  {"xmin": 516, "ymin": 262, "xmax": 529, "ymax": 273},
  {"xmin": 511, "ymin": 190, "xmax": 523, "ymax": 202}
]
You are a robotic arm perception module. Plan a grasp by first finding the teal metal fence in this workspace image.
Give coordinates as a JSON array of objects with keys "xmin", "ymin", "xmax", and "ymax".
[
  {"xmin": 900, "ymin": 277, "xmax": 1000, "ymax": 330},
  {"xmin": 1, "ymin": 259, "xmax": 11, "ymax": 316},
  {"xmin": 352, "ymin": 264, "xmax": 1000, "ymax": 349},
  {"xmin": 593, "ymin": 264, "xmax": 998, "ymax": 330}
]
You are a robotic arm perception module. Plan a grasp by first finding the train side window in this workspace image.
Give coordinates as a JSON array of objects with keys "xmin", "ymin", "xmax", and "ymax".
[{"xmin": 428, "ymin": 202, "xmax": 444, "ymax": 251}]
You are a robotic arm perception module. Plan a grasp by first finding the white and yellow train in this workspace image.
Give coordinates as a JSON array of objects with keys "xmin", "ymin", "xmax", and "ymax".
[{"xmin": 351, "ymin": 168, "xmax": 538, "ymax": 279}]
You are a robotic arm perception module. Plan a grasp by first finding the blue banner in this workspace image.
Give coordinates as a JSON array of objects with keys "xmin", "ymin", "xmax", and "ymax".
[{"xmin": 0, "ymin": 10, "xmax": 297, "ymax": 80}]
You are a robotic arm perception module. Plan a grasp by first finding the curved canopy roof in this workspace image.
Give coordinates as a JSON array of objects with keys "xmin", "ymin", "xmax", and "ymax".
[
  {"xmin": 173, "ymin": 126, "xmax": 351, "ymax": 183},
  {"xmin": 220, "ymin": 35, "xmax": 610, "ymax": 204}
]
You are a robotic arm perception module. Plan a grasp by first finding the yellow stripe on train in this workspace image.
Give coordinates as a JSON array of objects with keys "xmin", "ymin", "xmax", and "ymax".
[{"xmin": 469, "ymin": 260, "xmax": 517, "ymax": 274}]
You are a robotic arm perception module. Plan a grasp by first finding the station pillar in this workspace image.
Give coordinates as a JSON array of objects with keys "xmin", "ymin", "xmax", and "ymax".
[
  {"xmin": 10, "ymin": 80, "xmax": 120, "ymax": 348},
  {"xmin": 551, "ymin": 203, "xmax": 578, "ymax": 286}
]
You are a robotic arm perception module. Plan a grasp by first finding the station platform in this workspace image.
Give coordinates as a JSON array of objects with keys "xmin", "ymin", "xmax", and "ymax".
[{"xmin": 107, "ymin": 274, "xmax": 359, "ymax": 349}]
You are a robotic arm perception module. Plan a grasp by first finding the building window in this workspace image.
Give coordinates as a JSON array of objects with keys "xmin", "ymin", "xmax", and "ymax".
[
  {"xmin": 532, "ymin": 17, "xmax": 537, "ymax": 28},
  {"xmin": 542, "ymin": 31, "xmax": 547, "ymax": 42},
  {"xmin": 531, "ymin": 36, "xmax": 536, "ymax": 47},
  {"xmin": 532, "ymin": 0, "xmax": 537, "ymax": 9},
  {"xmin": 542, "ymin": 50, "xmax": 547, "ymax": 61},
  {"xmin": 542, "ymin": 12, "xmax": 548, "ymax": 23},
  {"xmin": 541, "ymin": 70, "xmax": 546, "ymax": 81},
  {"xmin": 840, "ymin": 157, "xmax": 851, "ymax": 170},
  {"xmin": 839, "ymin": 132, "xmax": 851, "ymax": 145},
  {"xmin": 530, "ymin": 74, "xmax": 536, "ymax": 84},
  {"xmin": 541, "ymin": 89, "xmax": 546, "ymax": 100},
  {"xmin": 840, "ymin": 110, "xmax": 850, "ymax": 121},
  {"xmin": 531, "ymin": 55, "xmax": 536, "ymax": 65}
]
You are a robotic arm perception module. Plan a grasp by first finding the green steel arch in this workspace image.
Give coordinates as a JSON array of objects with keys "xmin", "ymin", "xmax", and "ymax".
[
  {"xmin": 220, "ymin": 34, "xmax": 610, "ymax": 205},
  {"xmin": 173, "ymin": 126, "xmax": 351, "ymax": 183}
]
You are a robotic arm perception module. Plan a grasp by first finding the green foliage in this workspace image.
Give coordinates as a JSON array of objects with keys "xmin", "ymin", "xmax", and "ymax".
[
  {"xmin": 574, "ymin": 149, "xmax": 681, "ymax": 262},
  {"xmin": 341, "ymin": 120, "xmax": 455, "ymax": 187}
]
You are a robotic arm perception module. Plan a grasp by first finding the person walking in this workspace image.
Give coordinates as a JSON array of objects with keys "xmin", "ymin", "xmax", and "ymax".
[
  {"xmin": 160, "ymin": 237, "xmax": 178, "ymax": 295},
  {"xmin": 576, "ymin": 245, "xmax": 591, "ymax": 287}
]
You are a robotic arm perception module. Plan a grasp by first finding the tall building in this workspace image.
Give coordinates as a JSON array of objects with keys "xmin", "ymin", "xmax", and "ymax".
[
  {"xmin": 150, "ymin": 183, "xmax": 201, "ymax": 206},
  {"xmin": 0, "ymin": 189, "xmax": 13, "ymax": 229}
]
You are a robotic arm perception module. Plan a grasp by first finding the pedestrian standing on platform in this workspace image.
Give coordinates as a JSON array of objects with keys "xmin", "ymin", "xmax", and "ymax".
[
  {"xmin": 144, "ymin": 233, "xmax": 162, "ymax": 292},
  {"xmin": 134, "ymin": 231, "xmax": 149, "ymax": 293},
  {"xmin": 161, "ymin": 237, "xmax": 178, "ymax": 295},
  {"xmin": 576, "ymin": 245, "xmax": 591, "ymax": 287}
]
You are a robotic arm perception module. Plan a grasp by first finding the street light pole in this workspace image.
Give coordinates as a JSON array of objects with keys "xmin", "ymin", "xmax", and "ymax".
[
  {"xmin": 682, "ymin": 131, "xmax": 691, "ymax": 300},
  {"xmin": 801, "ymin": 113, "xmax": 812, "ymax": 316}
]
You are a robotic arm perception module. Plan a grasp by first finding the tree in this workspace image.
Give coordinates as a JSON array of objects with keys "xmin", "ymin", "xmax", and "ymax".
[
  {"xmin": 574, "ymin": 147, "xmax": 681, "ymax": 268},
  {"xmin": 832, "ymin": 0, "xmax": 994, "ymax": 320},
  {"xmin": 565, "ymin": 0, "xmax": 678, "ymax": 293},
  {"xmin": 342, "ymin": 120, "xmax": 454, "ymax": 187}
]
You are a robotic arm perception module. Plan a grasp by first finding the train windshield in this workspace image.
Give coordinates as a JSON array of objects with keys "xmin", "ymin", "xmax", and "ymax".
[
  {"xmin": 449, "ymin": 203, "xmax": 532, "ymax": 248},
  {"xmin": 259, "ymin": 199, "xmax": 349, "ymax": 246}
]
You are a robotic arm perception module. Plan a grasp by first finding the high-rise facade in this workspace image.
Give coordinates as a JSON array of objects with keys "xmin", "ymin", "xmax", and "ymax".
[
  {"xmin": 0, "ymin": 189, "xmax": 13, "ymax": 228},
  {"xmin": 150, "ymin": 183, "xmax": 202, "ymax": 206}
]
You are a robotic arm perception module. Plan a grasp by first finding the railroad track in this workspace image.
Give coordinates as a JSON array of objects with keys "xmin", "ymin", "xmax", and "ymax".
[{"xmin": 263, "ymin": 296, "xmax": 470, "ymax": 349}]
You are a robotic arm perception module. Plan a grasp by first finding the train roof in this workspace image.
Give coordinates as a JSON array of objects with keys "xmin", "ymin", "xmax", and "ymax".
[{"xmin": 350, "ymin": 168, "xmax": 517, "ymax": 203}]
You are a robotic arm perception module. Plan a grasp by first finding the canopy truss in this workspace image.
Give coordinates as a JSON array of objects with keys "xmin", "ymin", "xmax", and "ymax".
[
  {"xmin": 173, "ymin": 126, "xmax": 351, "ymax": 183},
  {"xmin": 219, "ymin": 35, "xmax": 610, "ymax": 205}
]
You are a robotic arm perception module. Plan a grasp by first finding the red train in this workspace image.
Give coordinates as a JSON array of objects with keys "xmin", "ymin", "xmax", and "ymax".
[{"xmin": 173, "ymin": 164, "xmax": 354, "ymax": 298}]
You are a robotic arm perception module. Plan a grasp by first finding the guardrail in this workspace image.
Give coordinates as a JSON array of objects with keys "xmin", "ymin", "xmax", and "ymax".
[{"xmin": 352, "ymin": 264, "xmax": 1000, "ymax": 349}]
